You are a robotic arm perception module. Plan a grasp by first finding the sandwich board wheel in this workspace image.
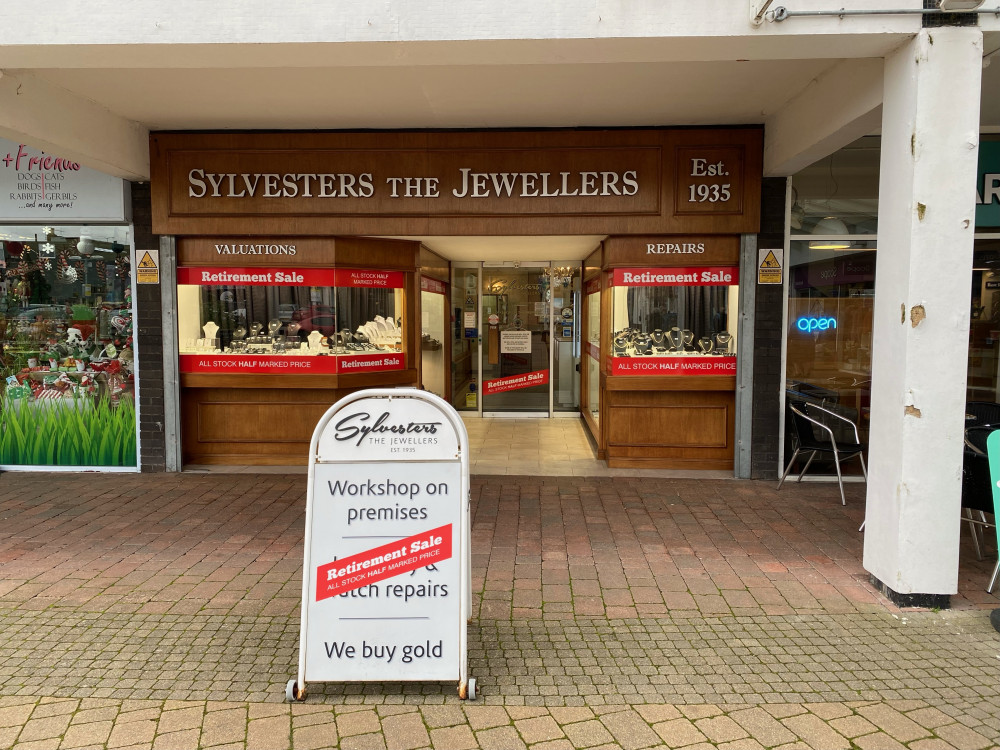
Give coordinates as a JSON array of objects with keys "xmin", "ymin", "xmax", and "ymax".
[{"xmin": 285, "ymin": 679, "xmax": 306, "ymax": 702}]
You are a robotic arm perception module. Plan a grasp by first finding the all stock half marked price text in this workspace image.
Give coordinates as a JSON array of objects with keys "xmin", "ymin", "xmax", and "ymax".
[{"xmin": 316, "ymin": 524, "xmax": 453, "ymax": 600}]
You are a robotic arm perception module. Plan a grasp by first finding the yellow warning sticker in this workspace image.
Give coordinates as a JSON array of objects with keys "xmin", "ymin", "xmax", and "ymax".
[
  {"xmin": 757, "ymin": 248, "xmax": 782, "ymax": 285},
  {"xmin": 136, "ymin": 249, "xmax": 159, "ymax": 284}
]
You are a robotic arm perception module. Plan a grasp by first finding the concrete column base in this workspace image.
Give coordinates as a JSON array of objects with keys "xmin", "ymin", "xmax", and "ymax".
[{"xmin": 870, "ymin": 575, "xmax": 951, "ymax": 610}]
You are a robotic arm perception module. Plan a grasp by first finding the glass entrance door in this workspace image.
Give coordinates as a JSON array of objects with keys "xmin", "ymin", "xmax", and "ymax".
[
  {"xmin": 450, "ymin": 261, "xmax": 581, "ymax": 416},
  {"xmin": 481, "ymin": 264, "xmax": 551, "ymax": 414}
]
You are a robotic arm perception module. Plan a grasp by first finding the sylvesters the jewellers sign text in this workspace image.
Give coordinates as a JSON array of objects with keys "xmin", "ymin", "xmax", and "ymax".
[
  {"xmin": 150, "ymin": 129, "xmax": 763, "ymax": 236},
  {"xmin": 187, "ymin": 168, "xmax": 640, "ymax": 200}
]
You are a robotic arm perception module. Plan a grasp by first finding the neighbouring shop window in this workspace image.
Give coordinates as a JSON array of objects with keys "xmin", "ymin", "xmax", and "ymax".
[
  {"xmin": 791, "ymin": 136, "xmax": 880, "ymax": 237},
  {"xmin": 177, "ymin": 267, "xmax": 406, "ymax": 374},
  {"xmin": 0, "ymin": 226, "xmax": 136, "ymax": 467},
  {"xmin": 785, "ymin": 239, "xmax": 876, "ymax": 469},
  {"xmin": 608, "ymin": 266, "xmax": 738, "ymax": 376},
  {"xmin": 969, "ymin": 239, "xmax": 1000, "ymax": 402}
]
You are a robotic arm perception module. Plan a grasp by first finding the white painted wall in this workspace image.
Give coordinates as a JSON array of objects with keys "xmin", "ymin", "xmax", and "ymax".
[
  {"xmin": 0, "ymin": 0, "xmax": 923, "ymax": 51},
  {"xmin": 863, "ymin": 27, "xmax": 983, "ymax": 595},
  {"xmin": 0, "ymin": 1, "xmax": 935, "ymax": 178}
]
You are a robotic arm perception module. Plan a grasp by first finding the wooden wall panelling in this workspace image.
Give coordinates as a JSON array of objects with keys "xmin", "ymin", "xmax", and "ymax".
[
  {"xmin": 334, "ymin": 237, "xmax": 419, "ymax": 270},
  {"xmin": 599, "ymin": 275, "xmax": 611, "ymax": 454},
  {"xmin": 602, "ymin": 235, "xmax": 741, "ymax": 268},
  {"xmin": 182, "ymin": 374, "xmax": 421, "ymax": 465},
  {"xmin": 177, "ymin": 237, "xmax": 334, "ymax": 266},
  {"xmin": 334, "ymin": 369, "xmax": 419, "ymax": 391},
  {"xmin": 419, "ymin": 245, "xmax": 450, "ymax": 282},
  {"xmin": 604, "ymin": 389, "xmax": 735, "ymax": 470},
  {"xmin": 583, "ymin": 244, "xmax": 603, "ymax": 281},
  {"xmin": 181, "ymin": 387, "xmax": 338, "ymax": 464},
  {"xmin": 580, "ymin": 280, "xmax": 601, "ymax": 451},
  {"xmin": 604, "ymin": 375, "xmax": 736, "ymax": 392},
  {"xmin": 177, "ymin": 236, "xmax": 419, "ymax": 269}
]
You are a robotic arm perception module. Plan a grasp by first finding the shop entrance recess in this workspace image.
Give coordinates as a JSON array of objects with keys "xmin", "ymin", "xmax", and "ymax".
[{"xmin": 450, "ymin": 262, "xmax": 580, "ymax": 417}]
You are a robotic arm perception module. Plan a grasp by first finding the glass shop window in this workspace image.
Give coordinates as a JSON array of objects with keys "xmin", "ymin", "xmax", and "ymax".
[
  {"xmin": 177, "ymin": 267, "xmax": 405, "ymax": 375},
  {"xmin": 785, "ymin": 239, "xmax": 876, "ymax": 460},
  {"xmin": 0, "ymin": 226, "xmax": 136, "ymax": 467},
  {"xmin": 608, "ymin": 266, "xmax": 739, "ymax": 376},
  {"xmin": 968, "ymin": 239, "xmax": 1000, "ymax": 403}
]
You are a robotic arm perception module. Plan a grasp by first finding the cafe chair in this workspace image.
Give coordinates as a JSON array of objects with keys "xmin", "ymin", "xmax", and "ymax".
[
  {"xmin": 966, "ymin": 402, "xmax": 1000, "ymax": 429},
  {"xmin": 962, "ymin": 426, "xmax": 996, "ymax": 565},
  {"xmin": 777, "ymin": 400, "xmax": 867, "ymax": 506}
]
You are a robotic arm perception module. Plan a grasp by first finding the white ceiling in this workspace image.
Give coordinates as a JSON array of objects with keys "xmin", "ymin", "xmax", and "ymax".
[
  {"xmin": 31, "ymin": 59, "xmax": 840, "ymax": 130},
  {"xmin": 386, "ymin": 235, "xmax": 605, "ymax": 262}
]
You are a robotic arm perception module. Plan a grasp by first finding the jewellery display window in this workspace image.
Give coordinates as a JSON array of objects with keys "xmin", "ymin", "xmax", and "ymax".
[
  {"xmin": 609, "ymin": 266, "xmax": 738, "ymax": 375},
  {"xmin": 177, "ymin": 267, "xmax": 405, "ymax": 375}
]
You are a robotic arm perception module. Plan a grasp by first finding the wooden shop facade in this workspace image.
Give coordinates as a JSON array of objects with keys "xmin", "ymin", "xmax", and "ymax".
[{"xmin": 149, "ymin": 128, "xmax": 763, "ymax": 469}]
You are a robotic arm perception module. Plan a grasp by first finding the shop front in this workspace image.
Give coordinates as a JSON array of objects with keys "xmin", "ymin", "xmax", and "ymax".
[
  {"xmin": 149, "ymin": 128, "xmax": 763, "ymax": 468},
  {"xmin": 784, "ymin": 134, "xmax": 1000, "ymax": 478},
  {"xmin": 0, "ymin": 137, "xmax": 139, "ymax": 471}
]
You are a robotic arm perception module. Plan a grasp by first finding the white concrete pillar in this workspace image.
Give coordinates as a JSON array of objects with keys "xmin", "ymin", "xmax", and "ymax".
[{"xmin": 863, "ymin": 27, "xmax": 983, "ymax": 603}]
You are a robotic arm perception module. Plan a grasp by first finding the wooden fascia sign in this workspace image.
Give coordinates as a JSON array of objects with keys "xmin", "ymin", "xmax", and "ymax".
[{"xmin": 149, "ymin": 129, "xmax": 763, "ymax": 236}]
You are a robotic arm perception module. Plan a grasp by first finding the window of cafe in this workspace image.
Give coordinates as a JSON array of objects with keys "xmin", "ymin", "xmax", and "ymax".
[
  {"xmin": 785, "ymin": 135, "xmax": 1000, "ymax": 475},
  {"xmin": 785, "ymin": 138, "xmax": 879, "ymax": 474}
]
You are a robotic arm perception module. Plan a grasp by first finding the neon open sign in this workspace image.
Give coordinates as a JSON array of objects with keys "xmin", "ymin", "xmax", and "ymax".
[{"xmin": 796, "ymin": 316, "xmax": 837, "ymax": 332}]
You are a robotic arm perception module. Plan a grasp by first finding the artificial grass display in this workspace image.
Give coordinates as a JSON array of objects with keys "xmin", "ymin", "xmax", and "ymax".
[{"xmin": 0, "ymin": 395, "xmax": 136, "ymax": 466}]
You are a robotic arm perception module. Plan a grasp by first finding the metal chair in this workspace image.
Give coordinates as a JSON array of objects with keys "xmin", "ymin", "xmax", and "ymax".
[
  {"xmin": 777, "ymin": 400, "xmax": 868, "ymax": 505},
  {"xmin": 962, "ymin": 427, "xmax": 996, "ymax": 565},
  {"xmin": 960, "ymin": 425, "xmax": 1000, "ymax": 592}
]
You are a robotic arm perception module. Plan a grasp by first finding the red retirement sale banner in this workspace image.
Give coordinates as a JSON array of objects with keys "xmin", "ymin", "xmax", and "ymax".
[
  {"xmin": 611, "ymin": 267, "xmax": 738, "ymax": 287},
  {"xmin": 177, "ymin": 267, "xmax": 404, "ymax": 288},
  {"xmin": 179, "ymin": 353, "xmax": 404, "ymax": 374},
  {"xmin": 482, "ymin": 369, "xmax": 549, "ymax": 395},
  {"xmin": 178, "ymin": 267, "xmax": 335, "ymax": 286},
  {"xmin": 316, "ymin": 524, "xmax": 453, "ymax": 600},
  {"xmin": 610, "ymin": 356, "xmax": 736, "ymax": 376}
]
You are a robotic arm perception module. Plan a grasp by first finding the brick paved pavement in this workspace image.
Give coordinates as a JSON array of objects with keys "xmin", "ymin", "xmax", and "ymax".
[{"xmin": 1, "ymin": 471, "xmax": 1000, "ymax": 749}]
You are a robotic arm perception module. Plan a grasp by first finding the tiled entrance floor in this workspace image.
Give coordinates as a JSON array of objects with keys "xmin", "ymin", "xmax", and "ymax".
[{"xmin": 463, "ymin": 416, "xmax": 734, "ymax": 477}]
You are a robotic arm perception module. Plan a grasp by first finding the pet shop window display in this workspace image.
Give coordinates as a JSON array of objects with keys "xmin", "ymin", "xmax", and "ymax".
[{"xmin": 0, "ymin": 229, "xmax": 136, "ymax": 467}]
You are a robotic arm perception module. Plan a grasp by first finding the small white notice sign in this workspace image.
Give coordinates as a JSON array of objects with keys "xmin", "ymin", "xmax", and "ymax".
[
  {"xmin": 290, "ymin": 389, "xmax": 475, "ymax": 701},
  {"xmin": 501, "ymin": 329, "xmax": 532, "ymax": 354}
]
